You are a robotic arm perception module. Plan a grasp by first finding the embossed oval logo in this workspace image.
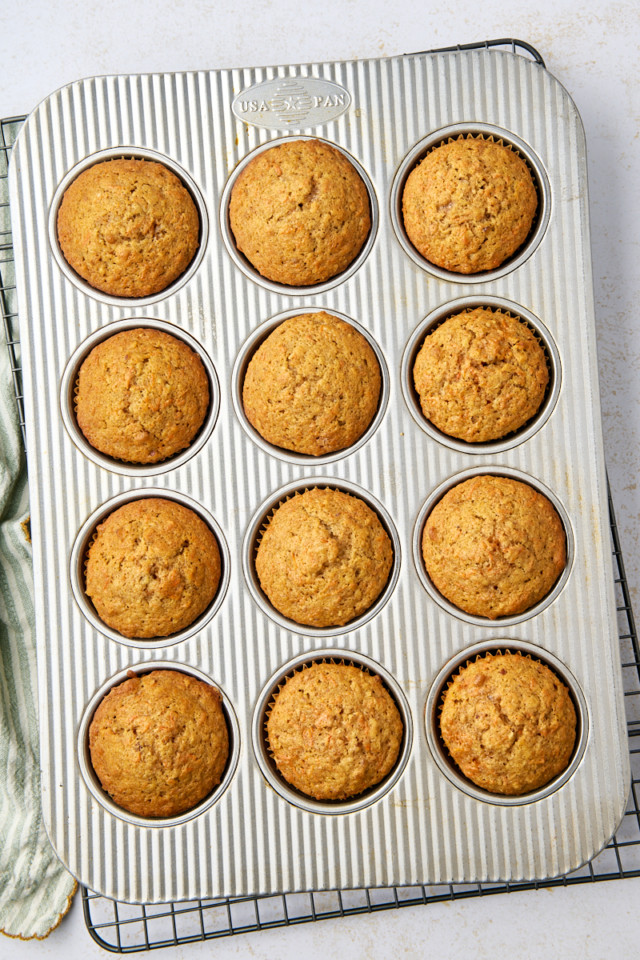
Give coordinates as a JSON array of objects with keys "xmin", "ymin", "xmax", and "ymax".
[{"xmin": 232, "ymin": 77, "xmax": 351, "ymax": 129}]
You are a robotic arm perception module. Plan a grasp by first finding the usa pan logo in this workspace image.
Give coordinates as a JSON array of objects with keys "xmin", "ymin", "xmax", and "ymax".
[{"xmin": 232, "ymin": 76, "xmax": 351, "ymax": 129}]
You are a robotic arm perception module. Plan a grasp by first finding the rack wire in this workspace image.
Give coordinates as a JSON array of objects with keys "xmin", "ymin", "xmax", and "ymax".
[{"xmin": 2, "ymin": 53, "xmax": 639, "ymax": 950}]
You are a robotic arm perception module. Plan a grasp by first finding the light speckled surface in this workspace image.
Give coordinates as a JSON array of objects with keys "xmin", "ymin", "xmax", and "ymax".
[{"xmin": 1, "ymin": 0, "xmax": 639, "ymax": 956}]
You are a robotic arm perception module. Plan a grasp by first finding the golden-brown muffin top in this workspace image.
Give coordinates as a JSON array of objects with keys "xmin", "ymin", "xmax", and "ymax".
[
  {"xmin": 229, "ymin": 139, "xmax": 371, "ymax": 286},
  {"xmin": 439, "ymin": 651, "xmax": 576, "ymax": 795},
  {"xmin": 255, "ymin": 487, "xmax": 393, "ymax": 628},
  {"xmin": 422, "ymin": 475, "xmax": 566, "ymax": 619},
  {"xmin": 242, "ymin": 312, "xmax": 381, "ymax": 455},
  {"xmin": 267, "ymin": 661, "xmax": 403, "ymax": 800},
  {"xmin": 413, "ymin": 307, "xmax": 548, "ymax": 442},
  {"xmin": 76, "ymin": 327, "xmax": 210, "ymax": 463},
  {"xmin": 85, "ymin": 497, "xmax": 221, "ymax": 638},
  {"xmin": 402, "ymin": 136, "xmax": 537, "ymax": 274},
  {"xmin": 57, "ymin": 157, "xmax": 200, "ymax": 297},
  {"xmin": 89, "ymin": 670, "xmax": 229, "ymax": 817}
]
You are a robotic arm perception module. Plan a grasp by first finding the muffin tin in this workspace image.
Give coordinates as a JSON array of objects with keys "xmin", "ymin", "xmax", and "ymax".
[{"xmin": 9, "ymin": 46, "xmax": 629, "ymax": 903}]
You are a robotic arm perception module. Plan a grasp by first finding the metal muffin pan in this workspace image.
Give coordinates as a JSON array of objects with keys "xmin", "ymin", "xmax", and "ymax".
[{"xmin": 9, "ymin": 46, "xmax": 629, "ymax": 903}]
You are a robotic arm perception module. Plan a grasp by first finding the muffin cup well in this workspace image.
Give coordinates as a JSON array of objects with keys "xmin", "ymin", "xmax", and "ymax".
[
  {"xmin": 401, "ymin": 296, "xmax": 561, "ymax": 454},
  {"xmin": 390, "ymin": 123, "xmax": 551, "ymax": 284},
  {"xmin": 220, "ymin": 136, "xmax": 378, "ymax": 296},
  {"xmin": 70, "ymin": 489, "xmax": 231, "ymax": 648},
  {"xmin": 252, "ymin": 649, "xmax": 412, "ymax": 815},
  {"xmin": 413, "ymin": 467, "xmax": 574, "ymax": 626},
  {"xmin": 243, "ymin": 478, "xmax": 401, "ymax": 637},
  {"xmin": 232, "ymin": 308, "xmax": 389, "ymax": 465},
  {"xmin": 60, "ymin": 318, "xmax": 220, "ymax": 476},
  {"xmin": 49, "ymin": 146, "xmax": 208, "ymax": 306},
  {"xmin": 78, "ymin": 661, "xmax": 240, "ymax": 827},
  {"xmin": 424, "ymin": 639, "xmax": 588, "ymax": 806}
]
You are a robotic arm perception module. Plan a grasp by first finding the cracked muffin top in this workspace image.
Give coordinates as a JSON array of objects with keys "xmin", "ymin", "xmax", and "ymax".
[
  {"xmin": 85, "ymin": 497, "xmax": 221, "ymax": 638},
  {"xmin": 75, "ymin": 327, "xmax": 210, "ymax": 464},
  {"xmin": 412, "ymin": 307, "xmax": 549, "ymax": 442},
  {"xmin": 422, "ymin": 475, "xmax": 566, "ymax": 619},
  {"xmin": 402, "ymin": 135, "xmax": 538, "ymax": 274},
  {"xmin": 255, "ymin": 487, "xmax": 393, "ymax": 628},
  {"xmin": 57, "ymin": 157, "xmax": 200, "ymax": 297},
  {"xmin": 266, "ymin": 661, "xmax": 403, "ymax": 801},
  {"xmin": 89, "ymin": 669, "xmax": 229, "ymax": 817},
  {"xmin": 439, "ymin": 651, "xmax": 577, "ymax": 795},
  {"xmin": 242, "ymin": 312, "xmax": 381, "ymax": 456},
  {"xmin": 229, "ymin": 139, "xmax": 371, "ymax": 286}
]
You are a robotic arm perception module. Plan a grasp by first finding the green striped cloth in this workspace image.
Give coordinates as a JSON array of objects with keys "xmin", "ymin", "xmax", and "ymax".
[{"xmin": 0, "ymin": 333, "xmax": 77, "ymax": 939}]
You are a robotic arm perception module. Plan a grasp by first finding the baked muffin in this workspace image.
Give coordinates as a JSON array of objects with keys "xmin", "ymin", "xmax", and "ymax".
[
  {"xmin": 422, "ymin": 475, "xmax": 566, "ymax": 619},
  {"xmin": 89, "ymin": 670, "xmax": 229, "ymax": 817},
  {"xmin": 439, "ymin": 651, "xmax": 577, "ymax": 795},
  {"xmin": 229, "ymin": 139, "xmax": 371, "ymax": 286},
  {"xmin": 242, "ymin": 312, "xmax": 381, "ymax": 455},
  {"xmin": 266, "ymin": 661, "xmax": 403, "ymax": 800},
  {"xmin": 255, "ymin": 487, "xmax": 393, "ymax": 628},
  {"xmin": 413, "ymin": 307, "xmax": 548, "ymax": 442},
  {"xmin": 402, "ymin": 136, "xmax": 538, "ymax": 273},
  {"xmin": 57, "ymin": 158, "xmax": 200, "ymax": 297},
  {"xmin": 85, "ymin": 497, "xmax": 221, "ymax": 638},
  {"xmin": 75, "ymin": 327, "xmax": 210, "ymax": 463}
]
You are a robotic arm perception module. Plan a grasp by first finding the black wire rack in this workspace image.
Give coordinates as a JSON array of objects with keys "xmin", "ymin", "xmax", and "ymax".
[{"xmin": 2, "ymin": 43, "xmax": 639, "ymax": 950}]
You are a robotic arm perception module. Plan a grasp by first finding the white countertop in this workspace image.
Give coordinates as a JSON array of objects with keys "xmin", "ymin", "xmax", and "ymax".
[{"xmin": 2, "ymin": 1, "xmax": 639, "ymax": 956}]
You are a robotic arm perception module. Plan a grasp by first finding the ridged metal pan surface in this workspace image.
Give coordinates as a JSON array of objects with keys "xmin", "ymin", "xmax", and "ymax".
[{"xmin": 9, "ymin": 46, "xmax": 630, "ymax": 903}]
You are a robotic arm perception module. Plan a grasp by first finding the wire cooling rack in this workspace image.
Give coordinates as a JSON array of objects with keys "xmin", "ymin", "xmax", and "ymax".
[{"xmin": 2, "ymin": 48, "xmax": 640, "ymax": 949}]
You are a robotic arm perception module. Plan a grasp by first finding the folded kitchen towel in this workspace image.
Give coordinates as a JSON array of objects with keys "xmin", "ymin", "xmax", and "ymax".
[{"xmin": 0, "ymin": 323, "xmax": 77, "ymax": 939}]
